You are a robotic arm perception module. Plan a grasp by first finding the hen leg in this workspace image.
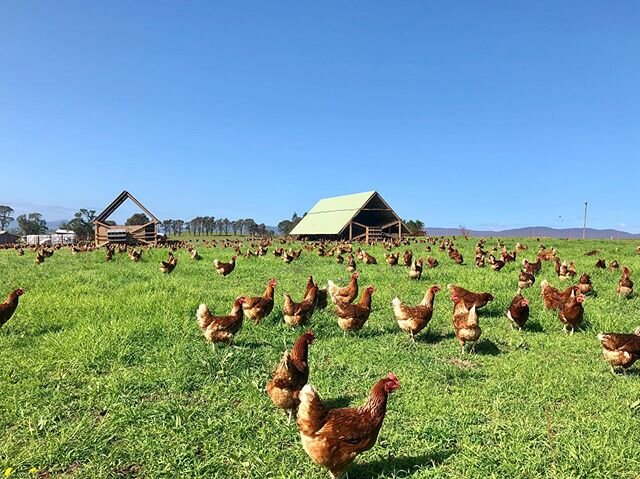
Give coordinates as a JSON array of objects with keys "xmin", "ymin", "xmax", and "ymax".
[{"xmin": 287, "ymin": 409, "xmax": 293, "ymax": 425}]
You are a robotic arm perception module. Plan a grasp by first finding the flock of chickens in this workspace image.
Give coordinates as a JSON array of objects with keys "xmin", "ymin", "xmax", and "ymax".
[{"xmin": 2, "ymin": 236, "xmax": 640, "ymax": 478}]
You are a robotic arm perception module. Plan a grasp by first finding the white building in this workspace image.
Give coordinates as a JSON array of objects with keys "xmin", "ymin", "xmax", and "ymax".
[{"xmin": 23, "ymin": 230, "xmax": 77, "ymax": 245}]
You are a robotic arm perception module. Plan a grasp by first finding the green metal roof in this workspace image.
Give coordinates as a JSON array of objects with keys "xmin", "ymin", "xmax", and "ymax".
[{"xmin": 290, "ymin": 191, "xmax": 377, "ymax": 235}]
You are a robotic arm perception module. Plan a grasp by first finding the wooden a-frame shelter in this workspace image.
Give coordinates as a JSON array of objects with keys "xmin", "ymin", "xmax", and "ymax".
[
  {"xmin": 93, "ymin": 191, "xmax": 160, "ymax": 247},
  {"xmin": 290, "ymin": 191, "xmax": 410, "ymax": 241}
]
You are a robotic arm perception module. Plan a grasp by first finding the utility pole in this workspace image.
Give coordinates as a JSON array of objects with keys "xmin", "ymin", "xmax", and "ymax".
[{"xmin": 583, "ymin": 201, "xmax": 588, "ymax": 240}]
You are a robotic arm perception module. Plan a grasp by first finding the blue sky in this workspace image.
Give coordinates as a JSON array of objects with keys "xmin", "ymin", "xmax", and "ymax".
[{"xmin": 1, "ymin": 1, "xmax": 639, "ymax": 230}]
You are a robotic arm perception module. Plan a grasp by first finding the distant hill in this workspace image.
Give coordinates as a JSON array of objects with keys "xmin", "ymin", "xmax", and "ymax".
[{"xmin": 426, "ymin": 226, "xmax": 640, "ymax": 240}]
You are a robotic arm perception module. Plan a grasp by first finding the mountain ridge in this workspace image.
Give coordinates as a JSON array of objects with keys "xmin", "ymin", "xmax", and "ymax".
[{"xmin": 426, "ymin": 226, "xmax": 640, "ymax": 239}]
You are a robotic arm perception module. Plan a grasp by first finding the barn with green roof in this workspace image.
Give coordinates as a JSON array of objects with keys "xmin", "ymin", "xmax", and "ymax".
[{"xmin": 290, "ymin": 191, "xmax": 410, "ymax": 241}]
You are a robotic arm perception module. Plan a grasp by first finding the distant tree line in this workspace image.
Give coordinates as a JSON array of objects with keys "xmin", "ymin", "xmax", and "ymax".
[{"xmin": 161, "ymin": 217, "xmax": 271, "ymax": 237}]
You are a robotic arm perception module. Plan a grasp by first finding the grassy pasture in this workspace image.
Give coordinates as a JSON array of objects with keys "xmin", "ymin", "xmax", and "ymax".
[{"xmin": 1, "ymin": 238, "xmax": 640, "ymax": 479}]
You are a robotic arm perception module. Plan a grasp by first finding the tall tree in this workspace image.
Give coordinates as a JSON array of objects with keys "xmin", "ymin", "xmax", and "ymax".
[
  {"xmin": 404, "ymin": 219, "xmax": 425, "ymax": 235},
  {"xmin": 244, "ymin": 218, "xmax": 257, "ymax": 236},
  {"xmin": 60, "ymin": 209, "xmax": 96, "ymax": 240},
  {"xmin": 126, "ymin": 213, "xmax": 150, "ymax": 226},
  {"xmin": 278, "ymin": 212, "xmax": 303, "ymax": 236},
  {"xmin": 16, "ymin": 212, "xmax": 47, "ymax": 235},
  {"xmin": 278, "ymin": 219, "xmax": 292, "ymax": 235},
  {"xmin": 174, "ymin": 219, "xmax": 184, "ymax": 236},
  {"xmin": 204, "ymin": 216, "xmax": 215, "ymax": 235},
  {"xmin": 161, "ymin": 220, "xmax": 173, "ymax": 235},
  {"xmin": 0, "ymin": 205, "xmax": 14, "ymax": 231}
]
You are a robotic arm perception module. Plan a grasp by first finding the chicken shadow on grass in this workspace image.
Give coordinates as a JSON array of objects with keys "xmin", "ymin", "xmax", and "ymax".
[
  {"xmin": 349, "ymin": 449, "xmax": 456, "ymax": 478},
  {"xmin": 522, "ymin": 320, "xmax": 544, "ymax": 333},
  {"xmin": 474, "ymin": 339, "xmax": 501, "ymax": 356},
  {"xmin": 2, "ymin": 322, "xmax": 67, "ymax": 338},
  {"xmin": 418, "ymin": 330, "xmax": 455, "ymax": 344}
]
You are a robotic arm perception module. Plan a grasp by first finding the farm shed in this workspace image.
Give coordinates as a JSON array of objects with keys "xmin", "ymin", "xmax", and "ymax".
[
  {"xmin": 290, "ymin": 191, "xmax": 410, "ymax": 241},
  {"xmin": 0, "ymin": 231, "xmax": 19, "ymax": 245},
  {"xmin": 93, "ymin": 191, "xmax": 159, "ymax": 247}
]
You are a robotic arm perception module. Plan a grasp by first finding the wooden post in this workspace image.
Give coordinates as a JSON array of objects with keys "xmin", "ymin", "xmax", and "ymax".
[
  {"xmin": 365, "ymin": 227, "xmax": 369, "ymax": 243},
  {"xmin": 398, "ymin": 221, "xmax": 401, "ymax": 239},
  {"xmin": 349, "ymin": 222, "xmax": 353, "ymax": 240}
]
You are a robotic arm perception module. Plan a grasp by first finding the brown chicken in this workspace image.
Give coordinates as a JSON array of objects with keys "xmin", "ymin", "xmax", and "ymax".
[
  {"xmin": 160, "ymin": 252, "xmax": 178, "ymax": 273},
  {"xmin": 518, "ymin": 270, "xmax": 536, "ymax": 290},
  {"xmin": 297, "ymin": 373, "xmax": 400, "ymax": 479},
  {"xmin": 577, "ymin": 273, "xmax": 594, "ymax": 296},
  {"xmin": 402, "ymin": 250, "xmax": 413, "ymax": 267},
  {"xmin": 283, "ymin": 285, "xmax": 318, "ymax": 327},
  {"xmin": 617, "ymin": 266, "xmax": 633, "ymax": 298},
  {"xmin": 506, "ymin": 290, "xmax": 529, "ymax": 330},
  {"xmin": 558, "ymin": 289, "xmax": 585, "ymax": 334},
  {"xmin": 409, "ymin": 258, "xmax": 423, "ymax": 280},
  {"xmin": 243, "ymin": 278, "xmax": 277, "ymax": 324},
  {"xmin": 447, "ymin": 284, "xmax": 494, "ymax": 310},
  {"xmin": 609, "ymin": 260, "xmax": 620, "ymax": 271},
  {"xmin": 597, "ymin": 328, "xmax": 640, "ymax": 374},
  {"xmin": 266, "ymin": 331, "xmax": 315, "ymax": 423},
  {"xmin": 595, "ymin": 258, "xmax": 606, "ymax": 269},
  {"xmin": 0, "ymin": 288, "xmax": 25, "ymax": 328},
  {"xmin": 392, "ymin": 285, "xmax": 440, "ymax": 340},
  {"xmin": 129, "ymin": 248, "xmax": 142, "ymax": 262},
  {"xmin": 557, "ymin": 260, "xmax": 576, "ymax": 281},
  {"xmin": 346, "ymin": 254, "xmax": 357, "ymax": 273},
  {"xmin": 298, "ymin": 274, "xmax": 322, "ymax": 307},
  {"xmin": 283, "ymin": 250, "xmax": 295, "ymax": 264},
  {"xmin": 425, "ymin": 255, "xmax": 438, "ymax": 268},
  {"xmin": 327, "ymin": 272, "xmax": 359, "ymax": 304},
  {"xmin": 362, "ymin": 252, "xmax": 377, "ymax": 265},
  {"xmin": 214, "ymin": 256, "xmax": 236, "ymax": 276},
  {"xmin": 452, "ymin": 301, "xmax": 481, "ymax": 353},
  {"xmin": 488, "ymin": 254, "xmax": 505, "ymax": 271},
  {"xmin": 196, "ymin": 296, "xmax": 246, "ymax": 349},
  {"xmin": 384, "ymin": 252, "xmax": 399, "ymax": 266},
  {"xmin": 540, "ymin": 280, "xmax": 577, "ymax": 310},
  {"xmin": 522, "ymin": 258, "xmax": 542, "ymax": 275},
  {"xmin": 334, "ymin": 286, "xmax": 375, "ymax": 332}
]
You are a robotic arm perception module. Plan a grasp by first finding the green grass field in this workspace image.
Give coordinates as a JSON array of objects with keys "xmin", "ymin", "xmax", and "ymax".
[{"xmin": 1, "ymin": 238, "xmax": 640, "ymax": 479}]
